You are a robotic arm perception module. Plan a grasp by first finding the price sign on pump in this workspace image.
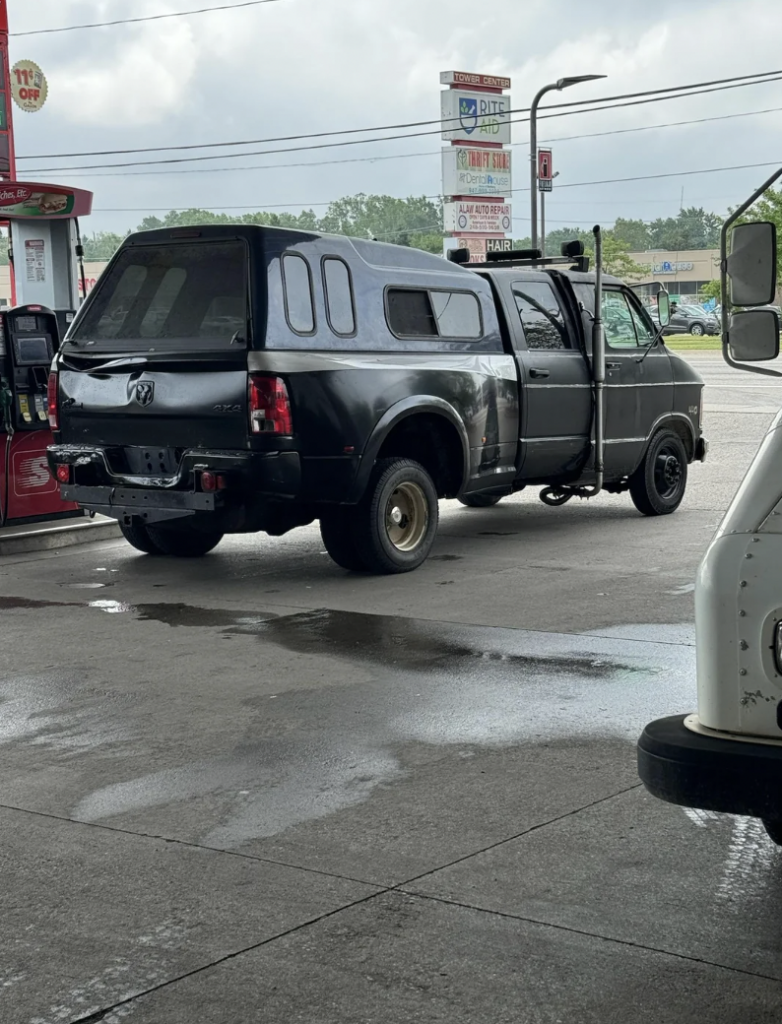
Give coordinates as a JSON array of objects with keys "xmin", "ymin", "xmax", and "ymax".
[{"xmin": 11, "ymin": 60, "xmax": 48, "ymax": 113}]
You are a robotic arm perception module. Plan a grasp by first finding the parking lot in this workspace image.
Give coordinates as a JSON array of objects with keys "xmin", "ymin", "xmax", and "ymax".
[{"xmin": 2, "ymin": 353, "xmax": 782, "ymax": 1023}]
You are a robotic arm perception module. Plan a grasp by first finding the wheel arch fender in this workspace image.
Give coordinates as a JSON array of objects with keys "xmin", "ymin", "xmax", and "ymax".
[
  {"xmin": 349, "ymin": 397, "xmax": 470, "ymax": 502},
  {"xmin": 632, "ymin": 413, "xmax": 696, "ymax": 474}
]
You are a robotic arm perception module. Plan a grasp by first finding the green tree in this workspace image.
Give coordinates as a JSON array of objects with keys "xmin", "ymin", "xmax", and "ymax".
[
  {"xmin": 699, "ymin": 280, "xmax": 721, "ymax": 301},
  {"xmin": 647, "ymin": 207, "xmax": 722, "ymax": 250},
  {"xmin": 612, "ymin": 218, "xmax": 650, "ymax": 251},
  {"xmin": 585, "ymin": 236, "xmax": 645, "ymax": 280},
  {"xmin": 82, "ymin": 231, "xmax": 127, "ymax": 261},
  {"xmin": 319, "ymin": 194, "xmax": 443, "ymax": 252}
]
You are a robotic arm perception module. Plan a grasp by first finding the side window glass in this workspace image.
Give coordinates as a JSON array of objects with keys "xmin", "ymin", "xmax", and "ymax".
[
  {"xmin": 603, "ymin": 291, "xmax": 638, "ymax": 348},
  {"xmin": 323, "ymin": 257, "xmax": 355, "ymax": 337},
  {"xmin": 513, "ymin": 281, "xmax": 568, "ymax": 350},
  {"xmin": 387, "ymin": 289, "xmax": 437, "ymax": 337},
  {"xmin": 628, "ymin": 297, "xmax": 656, "ymax": 346},
  {"xmin": 431, "ymin": 291, "xmax": 482, "ymax": 339},
  {"xmin": 282, "ymin": 253, "xmax": 315, "ymax": 335}
]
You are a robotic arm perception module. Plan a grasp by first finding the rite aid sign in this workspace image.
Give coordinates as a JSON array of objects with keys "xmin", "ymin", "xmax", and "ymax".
[
  {"xmin": 442, "ymin": 147, "xmax": 512, "ymax": 198},
  {"xmin": 441, "ymin": 89, "xmax": 512, "ymax": 145},
  {"xmin": 443, "ymin": 202, "xmax": 512, "ymax": 234}
]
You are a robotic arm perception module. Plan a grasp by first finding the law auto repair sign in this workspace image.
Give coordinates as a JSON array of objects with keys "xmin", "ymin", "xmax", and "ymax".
[
  {"xmin": 443, "ymin": 202, "xmax": 512, "ymax": 234},
  {"xmin": 441, "ymin": 89, "xmax": 511, "ymax": 145},
  {"xmin": 442, "ymin": 147, "xmax": 512, "ymax": 197}
]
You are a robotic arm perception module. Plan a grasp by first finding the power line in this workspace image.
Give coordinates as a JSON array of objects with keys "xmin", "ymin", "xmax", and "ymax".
[
  {"xmin": 92, "ymin": 159, "xmax": 782, "ymax": 215},
  {"xmin": 61, "ymin": 104, "xmax": 782, "ymax": 180},
  {"xmin": 13, "ymin": 0, "xmax": 289, "ymax": 37},
  {"xmin": 19, "ymin": 69, "xmax": 782, "ymax": 170},
  {"xmin": 26, "ymin": 74, "xmax": 782, "ymax": 175}
]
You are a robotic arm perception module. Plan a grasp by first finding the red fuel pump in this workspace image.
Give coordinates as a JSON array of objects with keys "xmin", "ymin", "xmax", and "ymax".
[{"xmin": 0, "ymin": 303, "xmax": 80, "ymax": 525}]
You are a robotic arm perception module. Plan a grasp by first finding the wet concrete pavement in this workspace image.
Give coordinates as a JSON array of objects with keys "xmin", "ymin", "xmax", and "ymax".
[{"xmin": 2, "ymin": 355, "xmax": 782, "ymax": 1022}]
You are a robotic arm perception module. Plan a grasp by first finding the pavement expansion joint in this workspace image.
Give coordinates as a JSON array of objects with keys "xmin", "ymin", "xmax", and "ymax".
[
  {"xmin": 388, "ymin": 782, "xmax": 645, "ymax": 893},
  {"xmin": 65, "ymin": 887, "xmax": 393, "ymax": 1024},
  {"xmin": 0, "ymin": 801, "xmax": 385, "ymax": 892},
  {"xmin": 396, "ymin": 889, "xmax": 782, "ymax": 987}
]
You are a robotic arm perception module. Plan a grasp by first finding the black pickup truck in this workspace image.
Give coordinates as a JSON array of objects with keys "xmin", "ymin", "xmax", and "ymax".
[{"xmin": 47, "ymin": 225, "xmax": 706, "ymax": 574}]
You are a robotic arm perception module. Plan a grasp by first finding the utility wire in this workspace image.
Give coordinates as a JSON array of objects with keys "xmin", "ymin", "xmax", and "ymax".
[
  {"xmin": 24, "ymin": 74, "xmax": 782, "ymax": 174},
  {"xmin": 18, "ymin": 67, "xmax": 782, "ymax": 161},
  {"xmin": 64, "ymin": 104, "xmax": 782, "ymax": 179},
  {"xmin": 92, "ymin": 159, "xmax": 782, "ymax": 214},
  {"xmin": 13, "ymin": 0, "xmax": 289, "ymax": 37}
]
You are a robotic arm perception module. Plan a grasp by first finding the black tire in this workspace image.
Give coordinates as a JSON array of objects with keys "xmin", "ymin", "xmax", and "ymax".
[
  {"xmin": 119, "ymin": 521, "xmax": 165, "ymax": 555},
  {"xmin": 320, "ymin": 509, "xmax": 367, "ymax": 572},
  {"xmin": 144, "ymin": 522, "xmax": 224, "ymax": 557},
  {"xmin": 353, "ymin": 457, "xmax": 439, "ymax": 575},
  {"xmin": 458, "ymin": 493, "xmax": 503, "ymax": 508},
  {"xmin": 629, "ymin": 430, "xmax": 688, "ymax": 517},
  {"xmin": 690, "ymin": 323, "xmax": 705, "ymax": 336},
  {"xmin": 762, "ymin": 819, "xmax": 782, "ymax": 846}
]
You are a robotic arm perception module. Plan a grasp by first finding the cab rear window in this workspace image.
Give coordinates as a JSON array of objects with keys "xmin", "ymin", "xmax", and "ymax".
[{"xmin": 69, "ymin": 241, "xmax": 247, "ymax": 350}]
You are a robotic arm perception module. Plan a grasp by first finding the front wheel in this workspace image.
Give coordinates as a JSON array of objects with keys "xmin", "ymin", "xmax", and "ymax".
[
  {"xmin": 458, "ymin": 493, "xmax": 503, "ymax": 508},
  {"xmin": 762, "ymin": 819, "xmax": 782, "ymax": 846},
  {"xmin": 145, "ymin": 522, "xmax": 224, "ymax": 557},
  {"xmin": 690, "ymin": 323, "xmax": 705, "ymax": 336},
  {"xmin": 354, "ymin": 458, "xmax": 439, "ymax": 574},
  {"xmin": 629, "ymin": 430, "xmax": 688, "ymax": 516}
]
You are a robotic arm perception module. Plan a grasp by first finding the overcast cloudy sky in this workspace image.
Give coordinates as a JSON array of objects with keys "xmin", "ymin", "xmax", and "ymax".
[{"xmin": 8, "ymin": 0, "xmax": 782, "ymax": 240}]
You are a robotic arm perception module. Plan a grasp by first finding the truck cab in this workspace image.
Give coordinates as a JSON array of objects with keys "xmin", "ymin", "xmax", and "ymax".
[{"xmin": 471, "ymin": 260, "xmax": 706, "ymax": 509}]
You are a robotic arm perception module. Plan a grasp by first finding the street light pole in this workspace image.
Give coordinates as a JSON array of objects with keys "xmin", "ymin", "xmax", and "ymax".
[{"xmin": 530, "ymin": 75, "xmax": 606, "ymax": 252}]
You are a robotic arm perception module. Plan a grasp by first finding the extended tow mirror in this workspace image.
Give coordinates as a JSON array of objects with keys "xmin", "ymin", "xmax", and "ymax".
[
  {"xmin": 657, "ymin": 291, "xmax": 671, "ymax": 327},
  {"xmin": 727, "ymin": 222, "xmax": 777, "ymax": 307},
  {"xmin": 729, "ymin": 309, "xmax": 780, "ymax": 362}
]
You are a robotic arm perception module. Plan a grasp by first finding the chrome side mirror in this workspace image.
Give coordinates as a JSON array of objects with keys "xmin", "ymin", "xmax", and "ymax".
[
  {"xmin": 727, "ymin": 222, "xmax": 777, "ymax": 307},
  {"xmin": 729, "ymin": 309, "xmax": 780, "ymax": 362}
]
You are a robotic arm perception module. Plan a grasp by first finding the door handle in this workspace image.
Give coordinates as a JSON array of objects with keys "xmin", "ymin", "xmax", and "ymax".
[
  {"xmin": 606, "ymin": 361, "xmax": 621, "ymax": 370},
  {"xmin": 529, "ymin": 368, "xmax": 550, "ymax": 379}
]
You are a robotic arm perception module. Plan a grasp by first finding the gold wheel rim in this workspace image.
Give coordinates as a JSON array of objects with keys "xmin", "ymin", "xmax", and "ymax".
[{"xmin": 385, "ymin": 481, "xmax": 428, "ymax": 552}]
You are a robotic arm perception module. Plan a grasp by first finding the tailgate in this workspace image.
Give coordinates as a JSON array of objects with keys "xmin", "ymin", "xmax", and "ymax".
[{"xmin": 59, "ymin": 364, "xmax": 249, "ymax": 449}]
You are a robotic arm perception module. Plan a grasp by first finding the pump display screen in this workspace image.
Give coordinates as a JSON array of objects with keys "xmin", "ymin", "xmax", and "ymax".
[
  {"xmin": 13, "ymin": 335, "xmax": 52, "ymax": 366},
  {"xmin": 14, "ymin": 316, "xmax": 40, "ymax": 333}
]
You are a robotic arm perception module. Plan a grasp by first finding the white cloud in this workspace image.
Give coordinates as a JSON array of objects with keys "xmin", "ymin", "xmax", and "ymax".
[{"xmin": 8, "ymin": 0, "xmax": 782, "ymax": 234}]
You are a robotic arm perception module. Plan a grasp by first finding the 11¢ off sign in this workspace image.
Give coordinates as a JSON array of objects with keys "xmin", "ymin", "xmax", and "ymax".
[
  {"xmin": 443, "ymin": 202, "xmax": 512, "ymax": 235},
  {"xmin": 11, "ymin": 60, "xmax": 47, "ymax": 113}
]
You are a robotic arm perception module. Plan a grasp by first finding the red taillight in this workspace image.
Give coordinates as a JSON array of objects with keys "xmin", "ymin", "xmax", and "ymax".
[
  {"xmin": 248, "ymin": 375, "xmax": 293, "ymax": 436},
  {"xmin": 47, "ymin": 372, "xmax": 59, "ymax": 430},
  {"xmin": 56, "ymin": 464, "xmax": 70, "ymax": 483},
  {"xmin": 200, "ymin": 472, "xmax": 227, "ymax": 492}
]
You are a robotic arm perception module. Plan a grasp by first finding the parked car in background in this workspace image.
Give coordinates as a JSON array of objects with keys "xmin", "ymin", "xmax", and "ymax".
[{"xmin": 648, "ymin": 302, "xmax": 720, "ymax": 337}]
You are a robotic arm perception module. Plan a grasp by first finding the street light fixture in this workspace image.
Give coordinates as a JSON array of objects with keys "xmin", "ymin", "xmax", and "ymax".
[{"xmin": 530, "ymin": 75, "xmax": 606, "ymax": 252}]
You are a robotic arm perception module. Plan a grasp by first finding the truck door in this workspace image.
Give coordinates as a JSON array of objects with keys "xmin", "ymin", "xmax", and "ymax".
[
  {"xmin": 504, "ymin": 276, "xmax": 592, "ymax": 479},
  {"xmin": 602, "ymin": 288, "xmax": 673, "ymax": 477}
]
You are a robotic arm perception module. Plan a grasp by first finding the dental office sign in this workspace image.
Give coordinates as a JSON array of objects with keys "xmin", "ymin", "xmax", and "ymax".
[{"xmin": 442, "ymin": 147, "xmax": 512, "ymax": 198}]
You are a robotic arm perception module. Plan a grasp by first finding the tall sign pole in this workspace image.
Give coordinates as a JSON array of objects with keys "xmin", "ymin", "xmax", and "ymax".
[{"xmin": 0, "ymin": 0, "xmax": 17, "ymax": 303}]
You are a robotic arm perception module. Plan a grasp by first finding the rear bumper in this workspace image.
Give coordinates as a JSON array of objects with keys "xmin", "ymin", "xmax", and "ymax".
[
  {"xmin": 49, "ymin": 446, "xmax": 302, "ymax": 523},
  {"xmin": 638, "ymin": 714, "xmax": 782, "ymax": 819},
  {"xmin": 695, "ymin": 437, "xmax": 709, "ymax": 462}
]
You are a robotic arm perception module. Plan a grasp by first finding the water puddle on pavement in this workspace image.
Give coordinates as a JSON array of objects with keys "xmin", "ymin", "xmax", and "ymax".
[{"xmin": 69, "ymin": 608, "xmax": 697, "ymax": 845}]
